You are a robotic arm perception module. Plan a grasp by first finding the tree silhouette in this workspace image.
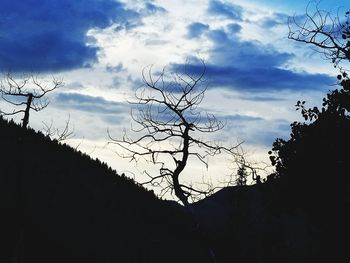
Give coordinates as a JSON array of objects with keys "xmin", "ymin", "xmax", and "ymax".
[
  {"xmin": 270, "ymin": 7, "xmax": 350, "ymax": 204},
  {"xmin": 0, "ymin": 73, "xmax": 63, "ymax": 128},
  {"xmin": 269, "ymin": 77, "xmax": 349, "ymax": 186},
  {"xmin": 236, "ymin": 165, "xmax": 248, "ymax": 186},
  {"xmin": 288, "ymin": 3, "xmax": 350, "ymax": 67},
  {"xmin": 267, "ymin": 59, "xmax": 350, "ymax": 263},
  {"xmin": 109, "ymin": 62, "xmax": 240, "ymax": 207}
]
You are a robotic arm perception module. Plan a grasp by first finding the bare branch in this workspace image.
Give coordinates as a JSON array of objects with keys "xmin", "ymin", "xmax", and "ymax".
[
  {"xmin": 42, "ymin": 115, "xmax": 74, "ymax": 142},
  {"xmin": 0, "ymin": 73, "xmax": 63, "ymax": 128},
  {"xmin": 109, "ymin": 61, "xmax": 242, "ymax": 206},
  {"xmin": 288, "ymin": 3, "xmax": 350, "ymax": 67}
]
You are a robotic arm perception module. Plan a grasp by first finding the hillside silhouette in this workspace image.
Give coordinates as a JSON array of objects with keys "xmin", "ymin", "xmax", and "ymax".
[{"xmin": 0, "ymin": 117, "xmax": 211, "ymax": 263}]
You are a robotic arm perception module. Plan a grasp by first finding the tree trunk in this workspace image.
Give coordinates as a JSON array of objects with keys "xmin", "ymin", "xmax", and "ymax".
[
  {"xmin": 172, "ymin": 125, "xmax": 218, "ymax": 263},
  {"xmin": 22, "ymin": 93, "xmax": 33, "ymax": 129},
  {"xmin": 173, "ymin": 125, "xmax": 190, "ymax": 206}
]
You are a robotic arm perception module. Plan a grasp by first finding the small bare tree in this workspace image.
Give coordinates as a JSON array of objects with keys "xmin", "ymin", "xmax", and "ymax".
[
  {"xmin": 288, "ymin": 2, "xmax": 350, "ymax": 67},
  {"xmin": 109, "ymin": 62, "xmax": 240, "ymax": 207},
  {"xmin": 42, "ymin": 114, "xmax": 75, "ymax": 142},
  {"xmin": 222, "ymin": 146, "xmax": 270, "ymax": 187},
  {"xmin": 0, "ymin": 73, "xmax": 63, "ymax": 128}
]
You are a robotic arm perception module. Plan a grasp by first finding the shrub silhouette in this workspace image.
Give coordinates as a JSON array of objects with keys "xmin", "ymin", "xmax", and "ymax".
[
  {"xmin": 268, "ymin": 76, "xmax": 350, "ymax": 262},
  {"xmin": 269, "ymin": 75, "xmax": 350, "ymax": 204}
]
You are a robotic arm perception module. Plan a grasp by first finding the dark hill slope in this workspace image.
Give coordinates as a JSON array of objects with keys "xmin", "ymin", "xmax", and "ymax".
[
  {"xmin": 0, "ymin": 117, "xmax": 209, "ymax": 263},
  {"xmin": 193, "ymin": 180, "xmax": 349, "ymax": 263},
  {"xmin": 193, "ymin": 185, "xmax": 309, "ymax": 263}
]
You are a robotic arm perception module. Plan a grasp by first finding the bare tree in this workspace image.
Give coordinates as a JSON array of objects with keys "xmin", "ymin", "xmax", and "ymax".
[
  {"xmin": 0, "ymin": 73, "xmax": 63, "ymax": 128},
  {"xmin": 42, "ymin": 114, "xmax": 75, "ymax": 142},
  {"xmin": 108, "ymin": 62, "xmax": 240, "ymax": 207},
  {"xmin": 288, "ymin": 2, "xmax": 350, "ymax": 67}
]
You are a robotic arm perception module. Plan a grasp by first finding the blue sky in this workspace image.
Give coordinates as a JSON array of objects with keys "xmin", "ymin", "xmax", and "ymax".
[
  {"xmin": 253, "ymin": 0, "xmax": 349, "ymax": 11},
  {"xmin": 0, "ymin": 0, "xmax": 348, "ymax": 191}
]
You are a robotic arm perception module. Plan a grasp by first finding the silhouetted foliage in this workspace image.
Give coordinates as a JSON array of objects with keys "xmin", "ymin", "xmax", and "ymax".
[
  {"xmin": 269, "ymin": 73, "xmax": 349, "ymax": 194},
  {"xmin": 236, "ymin": 165, "xmax": 248, "ymax": 186},
  {"xmin": 195, "ymin": 73, "xmax": 350, "ymax": 262},
  {"xmin": 271, "ymin": 7, "xmax": 350, "ymax": 206},
  {"xmin": 273, "ymin": 6, "xmax": 350, "ymax": 200},
  {"xmin": 267, "ymin": 65, "xmax": 350, "ymax": 263},
  {"xmin": 248, "ymin": 7, "xmax": 350, "ymax": 261}
]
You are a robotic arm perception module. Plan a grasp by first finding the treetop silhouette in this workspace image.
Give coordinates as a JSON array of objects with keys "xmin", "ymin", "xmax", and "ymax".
[{"xmin": 269, "ymin": 7, "xmax": 350, "ymax": 207}]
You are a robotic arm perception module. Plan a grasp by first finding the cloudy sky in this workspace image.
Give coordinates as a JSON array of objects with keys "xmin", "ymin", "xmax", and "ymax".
[{"xmin": 0, "ymin": 0, "xmax": 348, "ymax": 194}]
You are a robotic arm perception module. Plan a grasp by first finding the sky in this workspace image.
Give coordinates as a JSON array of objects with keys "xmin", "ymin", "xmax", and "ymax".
[{"xmin": 0, "ymin": 0, "xmax": 348, "ymax": 198}]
